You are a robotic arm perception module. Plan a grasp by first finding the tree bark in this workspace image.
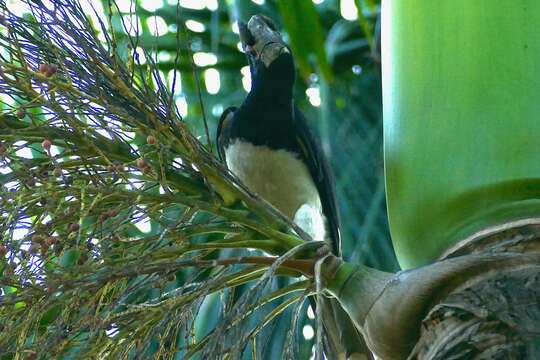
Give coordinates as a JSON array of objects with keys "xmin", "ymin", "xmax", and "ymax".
[
  {"xmin": 409, "ymin": 220, "xmax": 540, "ymax": 359},
  {"xmin": 325, "ymin": 218, "xmax": 540, "ymax": 359}
]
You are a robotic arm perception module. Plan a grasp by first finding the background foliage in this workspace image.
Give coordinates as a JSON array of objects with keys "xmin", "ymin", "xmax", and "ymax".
[{"xmin": 0, "ymin": 0, "xmax": 396, "ymax": 358}]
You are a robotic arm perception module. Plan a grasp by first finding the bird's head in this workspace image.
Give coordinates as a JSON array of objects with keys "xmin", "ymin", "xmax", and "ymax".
[{"xmin": 238, "ymin": 15, "xmax": 295, "ymax": 96}]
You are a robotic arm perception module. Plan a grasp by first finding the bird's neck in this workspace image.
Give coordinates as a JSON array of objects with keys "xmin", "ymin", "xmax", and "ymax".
[
  {"xmin": 245, "ymin": 80, "xmax": 293, "ymax": 110},
  {"xmin": 247, "ymin": 55, "xmax": 295, "ymax": 108}
]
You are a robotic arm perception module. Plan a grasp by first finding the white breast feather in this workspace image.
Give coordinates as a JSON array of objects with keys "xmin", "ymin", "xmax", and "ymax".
[{"xmin": 225, "ymin": 140, "xmax": 326, "ymax": 241}]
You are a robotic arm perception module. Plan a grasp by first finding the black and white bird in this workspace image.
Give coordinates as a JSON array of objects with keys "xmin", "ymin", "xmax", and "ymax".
[
  {"xmin": 216, "ymin": 15, "xmax": 341, "ymax": 255},
  {"xmin": 216, "ymin": 15, "xmax": 372, "ymax": 359}
]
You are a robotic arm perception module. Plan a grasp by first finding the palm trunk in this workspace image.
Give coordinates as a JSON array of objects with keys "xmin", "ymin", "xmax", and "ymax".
[
  {"xmin": 370, "ymin": 2, "xmax": 540, "ymax": 355},
  {"xmin": 381, "ymin": 0, "xmax": 540, "ymax": 270},
  {"xmin": 323, "ymin": 219, "xmax": 540, "ymax": 359},
  {"xmin": 409, "ymin": 220, "xmax": 540, "ymax": 359},
  {"xmin": 411, "ymin": 271, "xmax": 540, "ymax": 359}
]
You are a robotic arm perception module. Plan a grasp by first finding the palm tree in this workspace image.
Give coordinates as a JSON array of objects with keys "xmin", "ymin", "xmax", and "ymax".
[
  {"xmin": 1, "ymin": 0, "xmax": 537, "ymax": 359},
  {"xmin": 379, "ymin": 1, "xmax": 540, "ymax": 357}
]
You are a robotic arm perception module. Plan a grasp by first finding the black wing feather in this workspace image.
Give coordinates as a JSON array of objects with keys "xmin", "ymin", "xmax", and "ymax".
[
  {"xmin": 216, "ymin": 106, "xmax": 237, "ymax": 162},
  {"xmin": 292, "ymin": 105, "xmax": 341, "ymax": 256}
]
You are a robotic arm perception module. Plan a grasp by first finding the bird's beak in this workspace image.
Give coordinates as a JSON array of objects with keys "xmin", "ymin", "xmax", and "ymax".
[
  {"xmin": 239, "ymin": 15, "xmax": 289, "ymax": 68},
  {"xmin": 238, "ymin": 21, "xmax": 255, "ymax": 49}
]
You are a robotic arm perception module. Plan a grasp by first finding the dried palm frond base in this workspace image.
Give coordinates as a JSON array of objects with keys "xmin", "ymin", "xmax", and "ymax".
[
  {"xmin": 324, "ymin": 218, "xmax": 540, "ymax": 360},
  {"xmin": 410, "ymin": 220, "xmax": 540, "ymax": 359},
  {"xmin": 411, "ymin": 268, "xmax": 540, "ymax": 359}
]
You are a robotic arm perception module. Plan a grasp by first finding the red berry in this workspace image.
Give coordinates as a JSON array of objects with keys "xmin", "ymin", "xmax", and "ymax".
[
  {"xmin": 53, "ymin": 167, "xmax": 62, "ymax": 177},
  {"xmin": 42, "ymin": 139, "xmax": 52, "ymax": 151},
  {"xmin": 146, "ymin": 135, "xmax": 156, "ymax": 145},
  {"xmin": 45, "ymin": 236, "xmax": 58, "ymax": 246},
  {"xmin": 29, "ymin": 243, "xmax": 40, "ymax": 254},
  {"xmin": 68, "ymin": 223, "xmax": 79, "ymax": 232},
  {"xmin": 136, "ymin": 158, "xmax": 146, "ymax": 169},
  {"xmin": 16, "ymin": 108, "xmax": 26, "ymax": 119},
  {"xmin": 39, "ymin": 64, "xmax": 48, "ymax": 73},
  {"xmin": 107, "ymin": 209, "xmax": 118, "ymax": 218},
  {"xmin": 115, "ymin": 163, "xmax": 125, "ymax": 172},
  {"xmin": 0, "ymin": 143, "xmax": 6, "ymax": 155},
  {"xmin": 31, "ymin": 234, "xmax": 43, "ymax": 244},
  {"xmin": 107, "ymin": 164, "xmax": 115, "ymax": 173},
  {"xmin": 0, "ymin": 245, "xmax": 7, "ymax": 257},
  {"xmin": 41, "ymin": 244, "xmax": 49, "ymax": 255},
  {"xmin": 77, "ymin": 252, "xmax": 88, "ymax": 265},
  {"xmin": 45, "ymin": 64, "xmax": 58, "ymax": 77}
]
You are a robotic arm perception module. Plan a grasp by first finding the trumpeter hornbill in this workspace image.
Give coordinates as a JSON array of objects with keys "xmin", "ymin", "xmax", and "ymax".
[
  {"xmin": 216, "ymin": 15, "xmax": 372, "ymax": 359},
  {"xmin": 217, "ymin": 16, "xmax": 339, "ymax": 251}
]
